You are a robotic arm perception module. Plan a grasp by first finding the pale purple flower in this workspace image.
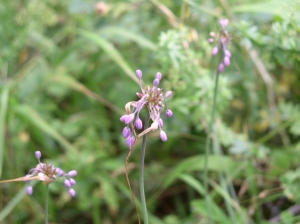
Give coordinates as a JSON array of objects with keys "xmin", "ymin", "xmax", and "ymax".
[
  {"xmin": 68, "ymin": 170, "xmax": 77, "ymax": 177},
  {"xmin": 27, "ymin": 186, "xmax": 33, "ymax": 195},
  {"xmin": 135, "ymin": 118, "xmax": 143, "ymax": 130},
  {"xmin": 64, "ymin": 179, "xmax": 71, "ymax": 188},
  {"xmin": 224, "ymin": 56, "xmax": 230, "ymax": 66},
  {"xmin": 35, "ymin": 151, "xmax": 41, "ymax": 160},
  {"xmin": 160, "ymin": 130, "xmax": 168, "ymax": 142},
  {"xmin": 155, "ymin": 72, "xmax": 162, "ymax": 80},
  {"xmin": 166, "ymin": 109, "xmax": 173, "ymax": 117},
  {"xmin": 70, "ymin": 178, "xmax": 76, "ymax": 185},
  {"xmin": 25, "ymin": 151, "xmax": 77, "ymax": 197},
  {"xmin": 122, "ymin": 127, "xmax": 131, "ymax": 138},
  {"xmin": 219, "ymin": 19, "xmax": 229, "ymax": 27},
  {"xmin": 212, "ymin": 46, "xmax": 218, "ymax": 56},
  {"xmin": 125, "ymin": 114, "xmax": 135, "ymax": 124},
  {"xmin": 218, "ymin": 63, "xmax": 225, "ymax": 73},
  {"xmin": 120, "ymin": 70, "xmax": 173, "ymax": 149},
  {"xmin": 165, "ymin": 91, "xmax": 173, "ymax": 99},
  {"xmin": 69, "ymin": 188, "xmax": 76, "ymax": 197},
  {"xmin": 136, "ymin": 70, "xmax": 142, "ymax": 79},
  {"xmin": 153, "ymin": 78, "xmax": 160, "ymax": 87},
  {"xmin": 126, "ymin": 135, "xmax": 135, "ymax": 148},
  {"xmin": 158, "ymin": 118, "xmax": 164, "ymax": 127},
  {"xmin": 208, "ymin": 18, "xmax": 232, "ymax": 73}
]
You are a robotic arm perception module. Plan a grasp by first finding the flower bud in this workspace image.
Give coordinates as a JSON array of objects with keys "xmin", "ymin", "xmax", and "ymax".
[
  {"xmin": 155, "ymin": 72, "xmax": 162, "ymax": 80},
  {"xmin": 153, "ymin": 78, "xmax": 160, "ymax": 87},
  {"xmin": 158, "ymin": 118, "xmax": 163, "ymax": 127},
  {"xmin": 135, "ymin": 118, "xmax": 143, "ymax": 130},
  {"xmin": 224, "ymin": 56, "xmax": 230, "ymax": 66},
  {"xmin": 166, "ymin": 109, "xmax": 173, "ymax": 117},
  {"xmin": 70, "ymin": 178, "xmax": 76, "ymax": 185},
  {"xmin": 219, "ymin": 19, "xmax": 229, "ymax": 27},
  {"xmin": 56, "ymin": 168, "xmax": 65, "ymax": 177},
  {"xmin": 68, "ymin": 170, "xmax": 77, "ymax": 177},
  {"xmin": 124, "ymin": 114, "xmax": 134, "ymax": 124},
  {"xmin": 218, "ymin": 63, "xmax": 225, "ymax": 73},
  {"xmin": 208, "ymin": 38, "xmax": 214, "ymax": 43},
  {"xmin": 165, "ymin": 91, "xmax": 173, "ymax": 98},
  {"xmin": 120, "ymin": 115, "xmax": 127, "ymax": 122},
  {"xmin": 136, "ymin": 70, "xmax": 142, "ymax": 79},
  {"xmin": 64, "ymin": 179, "xmax": 71, "ymax": 188},
  {"xmin": 69, "ymin": 188, "xmax": 76, "ymax": 197},
  {"xmin": 212, "ymin": 46, "xmax": 218, "ymax": 55},
  {"xmin": 27, "ymin": 186, "xmax": 33, "ymax": 195},
  {"xmin": 35, "ymin": 151, "xmax": 41, "ymax": 160},
  {"xmin": 122, "ymin": 127, "xmax": 131, "ymax": 138},
  {"xmin": 160, "ymin": 130, "xmax": 168, "ymax": 142},
  {"xmin": 225, "ymin": 50, "xmax": 231, "ymax": 58}
]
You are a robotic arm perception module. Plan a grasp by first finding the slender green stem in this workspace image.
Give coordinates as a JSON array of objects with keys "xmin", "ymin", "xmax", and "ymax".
[
  {"xmin": 45, "ymin": 184, "xmax": 49, "ymax": 224},
  {"xmin": 203, "ymin": 69, "xmax": 220, "ymax": 223},
  {"xmin": 140, "ymin": 113, "xmax": 150, "ymax": 224}
]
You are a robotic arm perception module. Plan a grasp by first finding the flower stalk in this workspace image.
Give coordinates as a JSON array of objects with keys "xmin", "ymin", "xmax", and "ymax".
[{"xmin": 139, "ymin": 113, "xmax": 150, "ymax": 224}]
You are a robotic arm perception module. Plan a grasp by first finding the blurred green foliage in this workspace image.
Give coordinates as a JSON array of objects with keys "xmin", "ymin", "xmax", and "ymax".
[{"xmin": 0, "ymin": 0, "xmax": 300, "ymax": 223}]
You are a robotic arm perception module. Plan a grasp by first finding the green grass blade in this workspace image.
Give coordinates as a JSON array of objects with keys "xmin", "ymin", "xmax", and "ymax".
[
  {"xmin": 51, "ymin": 74, "xmax": 124, "ymax": 115},
  {"xmin": 163, "ymin": 155, "xmax": 237, "ymax": 188},
  {"xmin": 99, "ymin": 26, "xmax": 157, "ymax": 51},
  {"xmin": 232, "ymin": 0, "xmax": 285, "ymax": 16},
  {"xmin": 0, "ymin": 85, "xmax": 10, "ymax": 178},
  {"xmin": 14, "ymin": 105, "xmax": 78, "ymax": 154},
  {"xmin": 78, "ymin": 29, "xmax": 139, "ymax": 84},
  {"xmin": 0, "ymin": 182, "xmax": 37, "ymax": 222}
]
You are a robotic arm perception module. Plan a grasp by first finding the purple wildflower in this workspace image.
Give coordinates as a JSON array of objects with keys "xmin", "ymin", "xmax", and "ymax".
[
  {"xmin": 208, "ymin": 18, "xmax": 232, "ymax": 72},
  {"xmin": 25, "ymin": 151, "xmax": 77, "ymax": 197},
  {"xmin": 120, "ymin": 70, "xmax": 173, "ymax": 149}
]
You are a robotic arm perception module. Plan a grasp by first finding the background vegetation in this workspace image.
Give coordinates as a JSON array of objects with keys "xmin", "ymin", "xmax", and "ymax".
[{"xmin": 0, "ymin": 0, "xmax": 300, "ymax": 223}]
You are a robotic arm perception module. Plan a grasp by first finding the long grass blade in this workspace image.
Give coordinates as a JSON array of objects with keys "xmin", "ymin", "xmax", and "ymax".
[
  {"xmin": 78, "ymin": 30, "xmax": 139, "ymax": 84},
  {"xmin": 0, "ymin": 85, "xmax": 10, "ymax": 178},
  {"xmin": 14, "ymin": 105, "xmax": 78, "ymax": 154}
]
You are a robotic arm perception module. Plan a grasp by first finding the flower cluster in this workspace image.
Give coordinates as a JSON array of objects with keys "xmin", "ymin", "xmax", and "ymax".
[
  {"xmin": 208, "ymin": 19, "xmax": 232, "ymax": 72},
  {"xmin": 120, "ymin": 70, "xmax": 173, "ymax": 149},
  {"xmin": 25, "ymin": 151, "xmax": 77, "ymax": 197}
]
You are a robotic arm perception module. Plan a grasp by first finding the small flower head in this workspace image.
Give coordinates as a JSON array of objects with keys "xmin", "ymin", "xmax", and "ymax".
[
  {"xmin": 208, "ymin": 18, "xmax": 232, "ymax": 73},
  {"xmin": 25, "ymin": 151, "xmax": 77, "ymax": 197},
  {"xmin": 120, "ymin": 70, "xmax": 173, "ymax": 149}
]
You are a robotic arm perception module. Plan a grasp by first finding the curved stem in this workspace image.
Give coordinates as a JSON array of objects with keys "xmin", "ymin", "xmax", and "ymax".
[
  {"xmin": 45, "ymin": 184, "xmax": 49, "ymax": 224},
  {"xmin": 203, "ymin": 69, "xmax": 220, "ymax": 224},
  {"xmin": 140, "ymin": 113, "xmax": 150, "ymax": 224}
]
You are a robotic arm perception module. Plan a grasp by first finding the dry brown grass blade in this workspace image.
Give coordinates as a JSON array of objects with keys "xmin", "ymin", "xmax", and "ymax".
[{"xmin": 0, "ymin": 176, "xmax": 41, "ymax": 183}]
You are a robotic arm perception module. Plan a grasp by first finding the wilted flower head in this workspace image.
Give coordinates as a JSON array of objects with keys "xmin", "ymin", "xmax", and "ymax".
[
  {"xmin": 120, "ymin": 70, "xmax": 173, "ymax": 149},
  {"xmin": 208, "ymin": 19, "xmax": 232, "ymax": 72},
  {"xmin": 25, "ymin": 151, "xmax": 77, "ymax": 197}
]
